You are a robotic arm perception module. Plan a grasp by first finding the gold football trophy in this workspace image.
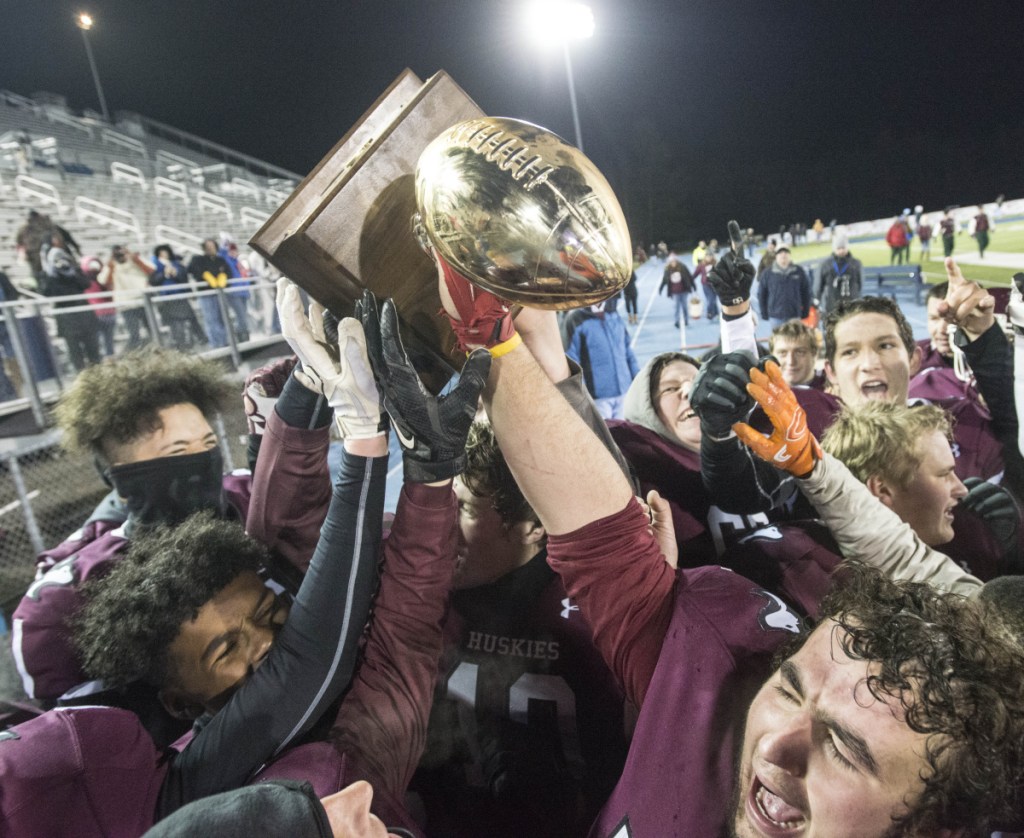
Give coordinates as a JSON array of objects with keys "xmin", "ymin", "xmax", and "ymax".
[
  {"xmin": 251, "ymin": 72, "xmax": 631, "ymax": 390},
  {"xmin": 415, "ymin": 116, "xmax": 632, "ymax": 310}
]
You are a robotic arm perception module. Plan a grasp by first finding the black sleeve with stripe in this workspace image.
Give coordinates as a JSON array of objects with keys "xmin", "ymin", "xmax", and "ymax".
[{"xmin": 157, "ymin": 449, "xmax": 388, "ymax": 815}]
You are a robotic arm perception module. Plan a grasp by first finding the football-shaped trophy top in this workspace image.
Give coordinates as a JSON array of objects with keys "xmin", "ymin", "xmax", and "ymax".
[{"xmin": 415, "ymin": 117, "xmax": 632, "ymax": 310}]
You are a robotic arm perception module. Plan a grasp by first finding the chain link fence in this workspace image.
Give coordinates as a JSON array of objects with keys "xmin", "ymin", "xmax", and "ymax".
[{"xmin": 0, "ymin": 405, "xmax": 250, "ymax": 617}]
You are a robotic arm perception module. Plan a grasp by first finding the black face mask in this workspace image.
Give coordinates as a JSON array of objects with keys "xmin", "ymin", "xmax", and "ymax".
[{"xmin": 106, "ymin": 447, "xmax": 225, "ymax": 529}]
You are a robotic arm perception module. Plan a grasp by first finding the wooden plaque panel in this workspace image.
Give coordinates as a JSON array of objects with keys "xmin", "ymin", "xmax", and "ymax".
[{"xmin": 250, "ymin": 70, "xmax": 485, "ymax": 392}]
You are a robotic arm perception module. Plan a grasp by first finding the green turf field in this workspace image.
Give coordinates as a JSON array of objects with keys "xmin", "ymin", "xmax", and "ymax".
[{"xmin": 788, "ymin": 217, "xmax": 1024, "ymax": 287}]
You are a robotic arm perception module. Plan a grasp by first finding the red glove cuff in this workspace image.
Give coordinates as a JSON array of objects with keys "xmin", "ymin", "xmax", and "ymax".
[{"xmin": 437, "ymin": 255, "xmax": 516, "ymax": 352}]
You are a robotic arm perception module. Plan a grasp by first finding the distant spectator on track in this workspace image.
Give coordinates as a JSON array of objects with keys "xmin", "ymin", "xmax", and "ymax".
[
  {"xmin": 815, "ymin": 229, "xmax": 862, "ymax": 317},
  {"xmin": 938, "ymin": 210, "xmax": 957, "ymax": 258},
  {"xmin": 917, "ymin": 215, "xmax": 933, "ymax": 261},
  {"xmin": 757, "ymin": 246, "xmax": 811, "ymax": 328},
  {"xmin": 971, "ymin": 205, "xmax": 992, "ymax": 259},
  {"xmin": 566, "ymin": 296, "xmax": 640, "ymax": 419},
  {"xmin": 886, "ymin": 215, "xmax": 910, "ymax": 265},
  {"xmin": 660, "ymin": 253, "xmax": 696, "ymax": 330}
]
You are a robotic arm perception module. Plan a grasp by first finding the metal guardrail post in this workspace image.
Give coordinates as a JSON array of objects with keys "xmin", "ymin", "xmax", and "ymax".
[
  {"xmin": 6, "ymin": 454, "xmax": 45, "ymax": 554},
  {"xmin": 215, "ymin": 288, "xmax": 241, "ymax": 367},
  {"xmin": 2, "ymin": 304, "xmax": 47, "ymax": 428},
  {"xmin": 33, "ymin": 300, "xmax": 65, "ymax": 393},
  {"xmin": 212, "ymin": 413, "xmax": 235, "ymax": 472},
  {"xmin": 141, "ymin": 293, "xmax": 163, "ymax": 347}
]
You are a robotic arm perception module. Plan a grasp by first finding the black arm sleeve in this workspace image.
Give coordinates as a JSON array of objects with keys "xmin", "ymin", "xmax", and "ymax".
[
  {"xmin": 157, "ymin": 449, "xmax": 388, "ymax": 815},
  {"xmin": 958, "ymin": 323, "xmax": 1024, "ymax": 496},
  {"xmin": 700, "ymin": 432, "xmax": 797, "ymax": 514}
]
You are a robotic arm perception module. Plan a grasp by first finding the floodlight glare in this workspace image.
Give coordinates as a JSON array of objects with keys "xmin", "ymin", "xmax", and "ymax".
[
  {"xmin": 77, "ymin": 12, "xmax": 93, "ymax": 30},
  {"xmin": 525, "ymin": 1, "xmax": 594, "ymax": 47}
]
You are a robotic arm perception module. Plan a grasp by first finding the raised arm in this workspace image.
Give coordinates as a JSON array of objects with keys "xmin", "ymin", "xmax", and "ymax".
[
  {"xmin": 733, "ymin": 362, "xmax": 981, "ymax": 595},
  {"xmin": 427, "ymin": 261, "xmax": 675, "ymax": 706},
  {"xmin": 159, "ymin": 290, "xmax": 391, "ymax": 812},
  {"xmin": 327, "ymin": 293, "xmax": 487, "ymax": 797}
]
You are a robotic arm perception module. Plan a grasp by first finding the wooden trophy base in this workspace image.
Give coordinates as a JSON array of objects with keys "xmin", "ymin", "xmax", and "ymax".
[{"xmin": 250, "ymin": 69, "xmax": 485, "ymax": 392}]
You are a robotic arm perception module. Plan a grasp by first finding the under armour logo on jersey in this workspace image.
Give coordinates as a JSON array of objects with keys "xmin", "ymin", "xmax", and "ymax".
[
  {"xmin": 0, "ymin": 730, "xmax": 20, "ymax": 742},
  {"xmin": 560, "ymin": 597, "xmax": 579, "ymax": 619},
  {"xmin": 739, "ymin": 526, "xmax": 784, "ymax": 544},
  {"xmin": 950, "ymin": 442, "xmax": 961, "ymax": 458},
  {"xmin": 751, "ymin": 589, "xmax": 801, "ymax": 634}
]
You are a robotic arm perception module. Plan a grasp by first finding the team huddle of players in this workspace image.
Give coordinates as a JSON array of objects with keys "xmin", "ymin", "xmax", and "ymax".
[{"xmin": 2, "ymin": 241, "xmax": 1024, "ymax": 838}]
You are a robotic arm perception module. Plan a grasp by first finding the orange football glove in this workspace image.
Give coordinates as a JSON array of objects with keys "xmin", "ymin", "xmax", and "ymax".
[{"xmin": 732, "ymin": 360, "xmax": 822, "ymax": 478}]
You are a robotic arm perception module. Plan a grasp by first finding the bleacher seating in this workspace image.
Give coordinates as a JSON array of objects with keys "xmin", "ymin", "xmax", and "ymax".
[
  {"xmin": 863, "ymin": 264, "xmax": 925, "ymax": 306},
  {"xmin": 0, "ymin": 90, "xmax": 300, "ymax": 280}
]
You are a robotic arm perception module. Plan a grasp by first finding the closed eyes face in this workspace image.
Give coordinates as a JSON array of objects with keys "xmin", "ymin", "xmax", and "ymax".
[
  {"xmin": 733, "ymin": 621, "xmax": 932, "ymax": 837},
  {"xmin": 164, "ymin": 571, "xmax": 289, "ymax": 715}
]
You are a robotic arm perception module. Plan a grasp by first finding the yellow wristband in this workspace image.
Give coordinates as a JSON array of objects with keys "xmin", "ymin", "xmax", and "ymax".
[{"xmin": 483, "ymin": 332, "xmax": 522, "ymax": 358}]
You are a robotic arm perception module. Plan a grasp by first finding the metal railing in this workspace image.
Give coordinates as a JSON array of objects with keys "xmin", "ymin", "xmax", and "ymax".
[
  {"xmin": 73, "ymin": 196, "xmax": 144, "ymax": 245},
  {"xmin": 196, "ymin": 190, "xmax": 233, "ymax": 220},
  {"xmin": 133, "ymin": 112, "xmax": 301, "ymax": 182},
  {"xmin": 100, "ymin": 129, "xmax": 147, "ymax": 159},
  {"xmin": 152, "ymin": 225, "xmax": 204, "ymax": 254},
  {"xmin": 153, "ymin": 176, "xmax": 189, "ymax": 204},
  {"xmin": 110, "ymin": 161, "xmax": 147, "ymax": 190},
  {"xmin": 0, "ymin": 275, "xmax": 283, "ymax": 422},
  {"xmin": 13, "ymin": 175, "xmax": 63, "ymax": 213}
]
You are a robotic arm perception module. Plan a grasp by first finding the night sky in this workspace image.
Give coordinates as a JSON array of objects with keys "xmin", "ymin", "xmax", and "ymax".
[{"xmin": 5, "ymin": 0, "xmax": 1023, "ymax": 246}]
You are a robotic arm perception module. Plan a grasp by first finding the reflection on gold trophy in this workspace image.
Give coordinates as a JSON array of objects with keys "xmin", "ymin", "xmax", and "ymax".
[{"xmin": 415, "ymin": 117, "xmax": 632, "ymax": 310}]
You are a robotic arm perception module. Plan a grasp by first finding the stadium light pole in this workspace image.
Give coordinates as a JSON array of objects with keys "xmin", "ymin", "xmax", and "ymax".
[
  {"xmin": 76, "ymin": 12, "xmax": 110, "ymax": 122},
  {"xmin": 525, "ymin": 2, "xmax": 595, "ymax": 152}
]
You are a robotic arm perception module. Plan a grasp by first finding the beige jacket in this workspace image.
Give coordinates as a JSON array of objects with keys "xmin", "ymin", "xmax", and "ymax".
[{"xmin": 801, "ymin": 453, "xmax": 981, "ymax": 596}]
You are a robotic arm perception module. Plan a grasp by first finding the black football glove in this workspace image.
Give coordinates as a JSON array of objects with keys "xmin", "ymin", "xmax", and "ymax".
[
  {"xmin": 358, "ymin": 290, "xmax": 491, "ymax": 483},
  {"xmin": 689, "ymin": 351, "xmax": 757, "ymax": 439},
  {"xmin": 707, "ymin": 250, "xmax": 756, "ymax": 307},
  {"xmin": 961, "ymin": 477, "xmax": 1020, "ymax": 553}
]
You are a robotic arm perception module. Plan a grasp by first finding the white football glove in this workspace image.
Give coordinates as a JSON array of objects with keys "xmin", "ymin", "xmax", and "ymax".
[{"xmin": 275, "ymin": 278, "xmax": 384, "ymax": 439}]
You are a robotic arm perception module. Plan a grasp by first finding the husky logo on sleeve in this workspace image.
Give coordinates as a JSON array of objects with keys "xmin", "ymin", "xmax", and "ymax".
[
  {"xmin": 738, "ymin": 526, "xmax": 783, "ymax": 544},
  {"xmin": 606, "ymin": 815, "xmax": 632, "ymax": 837},
  {"xmin": 24, "ymin": 557, "xmax": 77, "ymax": 601},
  {"xmin": 751, "ymin": 589, "xmax": 801, "ymax": 634}
]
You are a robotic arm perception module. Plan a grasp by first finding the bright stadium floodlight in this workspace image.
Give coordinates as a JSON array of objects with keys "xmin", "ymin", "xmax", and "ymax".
[
  {"xmin": 76, "ymin": 11, "xmax": 110, "ymax": 122},
  {"xmin": 523, "ymin": 1, "xmax": 594, "ymax": 151}
]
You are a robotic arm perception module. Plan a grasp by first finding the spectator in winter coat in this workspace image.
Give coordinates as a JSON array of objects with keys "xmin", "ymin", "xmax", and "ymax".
[
  {"xmin": 757, "ymin": 247, "xmax": 811, "ymax": 328},
  {"xmin": 659, "ymin": 254, "xmax": 696, "ymax": 329},
  {"xmin": 815, "ymin": 230, "xmax": 863, "ymax": 317},
  {"xmin": 566, "ymin": 297, "xmax": 640, "ymax": 419}
]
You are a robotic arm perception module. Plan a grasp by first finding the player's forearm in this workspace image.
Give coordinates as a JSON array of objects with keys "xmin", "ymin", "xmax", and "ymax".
[
  {"xmin": 484, "ymin": 344, "xmax": 633, "ymax": 536},
  {"xmin": 328, "ymin": 479, "xmax": 457, "ymax": 796},
  {"xmin": 161, "ymin": 450, "xmax": 388, "ymax": 813}
]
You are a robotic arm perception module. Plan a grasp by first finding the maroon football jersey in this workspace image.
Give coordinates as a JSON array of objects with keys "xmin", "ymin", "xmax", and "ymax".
[
  {"xmin": 609, "ymin": 421, "xmax": 771, "ymax": 567},
  {"xmin": 547, "ymin": 500, "xmax": 802, "ymax": 837}
]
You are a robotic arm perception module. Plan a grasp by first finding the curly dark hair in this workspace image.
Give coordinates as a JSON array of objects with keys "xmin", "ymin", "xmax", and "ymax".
[
  {"xmin": 823, "ymin": 296, "xmax": 916, "ymax": 366},
  {"xmin": 74, "ymin": 511, "xmax": 269, "ymax": 689},
  {"xmin": 462, "ymin": 421, "xmax": 539, "ymax": 530},
  {"xmin": 54, "ymin": 346, "xmax": 234, "ymax": 465},
  {"xmin": 782, "ymin": 564, "xmax": 1024, "ymax": 836}
]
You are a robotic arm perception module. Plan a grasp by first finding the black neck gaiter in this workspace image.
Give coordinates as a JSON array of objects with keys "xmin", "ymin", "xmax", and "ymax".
[{"xmin": 106, "ymin": 447, "xmax": 225, "ymax": 529}]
